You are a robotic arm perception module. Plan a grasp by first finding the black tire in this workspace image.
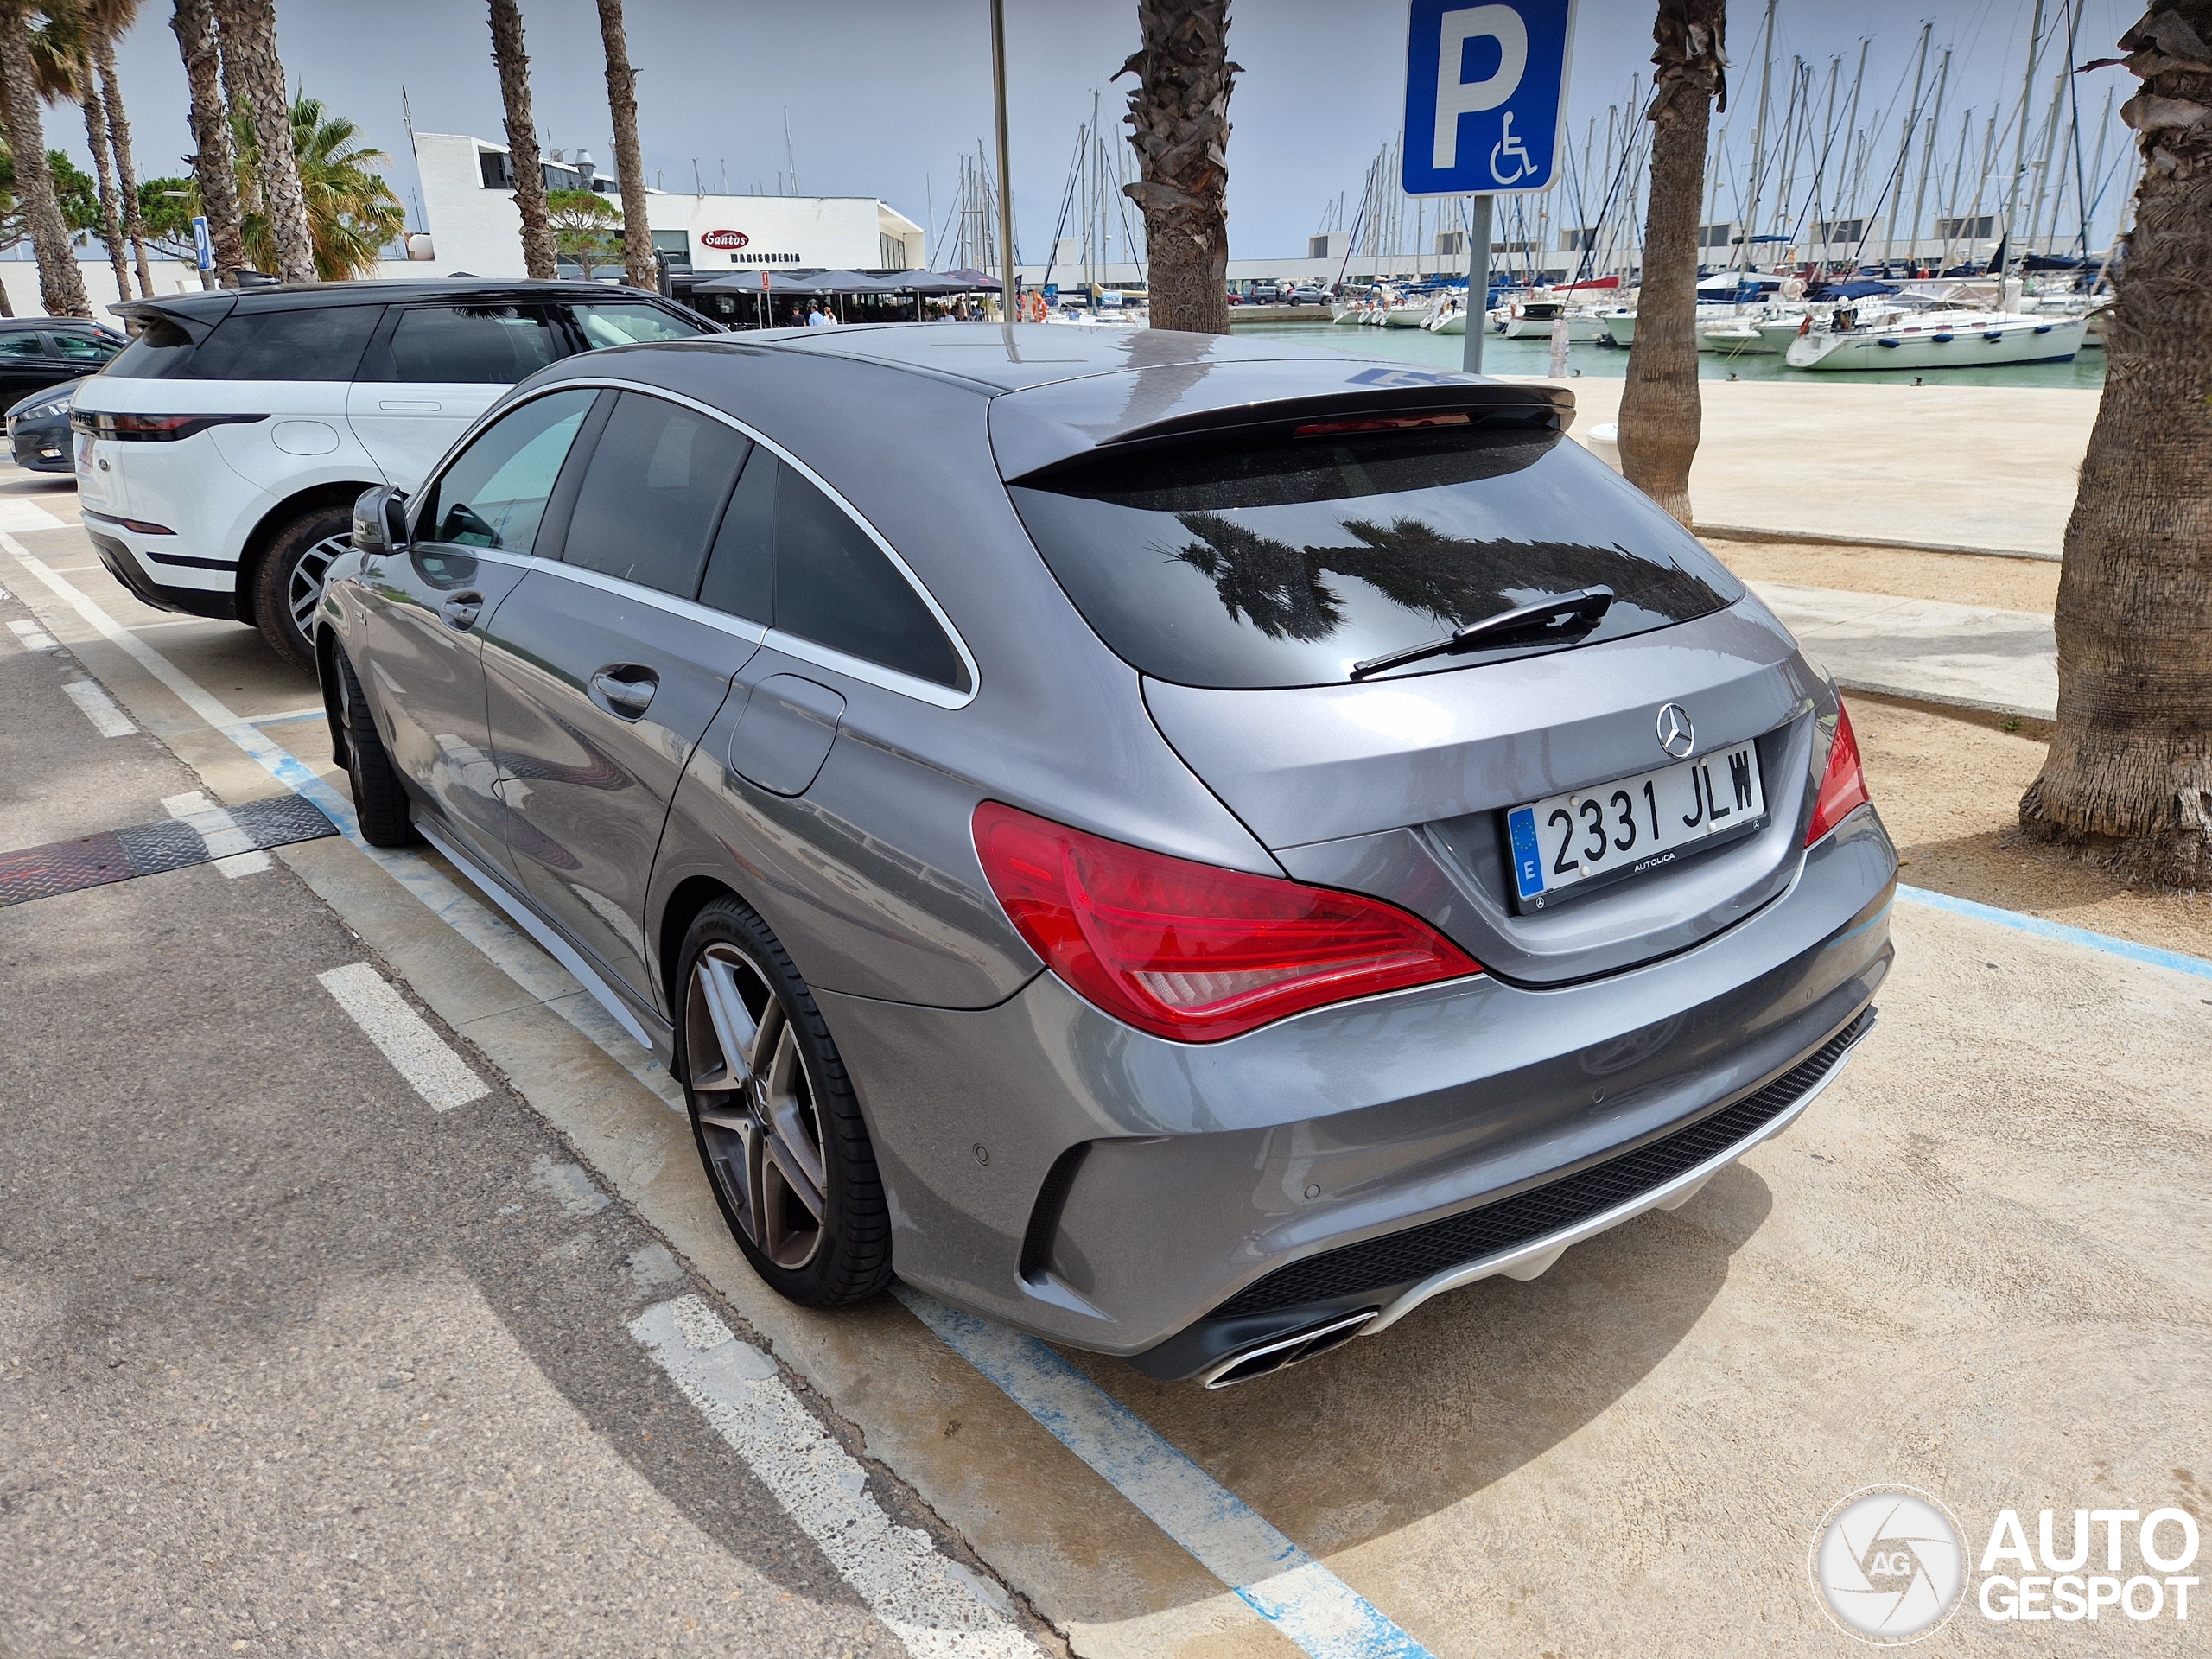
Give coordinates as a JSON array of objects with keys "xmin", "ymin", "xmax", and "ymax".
[
  {"xmin": 331, "ymin": 645, "xmax": 416, "ymax": 849},
  {"xmin": 250, "ymin": 502, "xmax": 355, "ymax": 671},
  {"xmin": 676, "ymin": 897, "xmax": 892, "ymax": 1307}
]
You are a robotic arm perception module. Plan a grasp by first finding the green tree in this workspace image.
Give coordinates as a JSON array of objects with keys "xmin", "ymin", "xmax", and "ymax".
[
  {"xmin": 227, "ymin": 95, "xmax": 402, "ymax": 281},
  {"xmin": 546, "ymin": 185, "xmax": 620, "ymax": 280},
  {"xmin": 133, "ymin": 171, "xmax": 196, "ymax": 252}
]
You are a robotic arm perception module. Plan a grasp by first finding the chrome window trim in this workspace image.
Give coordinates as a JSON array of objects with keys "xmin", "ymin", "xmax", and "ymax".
[
  {"xmin": 439, "ymin": 375, "xmax": 980, "ymax": 710},
  {"xmin": 499, "ymin": 556, "xmax": 769, "ymax": 651}
]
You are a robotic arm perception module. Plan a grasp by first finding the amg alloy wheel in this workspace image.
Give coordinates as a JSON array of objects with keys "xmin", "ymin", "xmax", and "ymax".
[{"xmin": 677, "ymin": 899, "xmax": 891, "ymax": 1305}]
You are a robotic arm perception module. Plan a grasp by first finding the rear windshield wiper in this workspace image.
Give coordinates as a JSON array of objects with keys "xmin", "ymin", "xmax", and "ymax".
[{"xmin": 1350, "ymin": 586, "xmax": 1614, "ymax": 680}]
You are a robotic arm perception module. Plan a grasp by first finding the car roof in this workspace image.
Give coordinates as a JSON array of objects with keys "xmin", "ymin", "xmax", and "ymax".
[
  {"xmin": 111, "ymin": 276, "xmax": 672, "ymax": 325},
  {"xmin": 746, "ymin": 320, "xmax": 1366, "ymax": 394},
  {"xmin": 0, "ymin": 316, "xmax": 116, "ymax": 331}
]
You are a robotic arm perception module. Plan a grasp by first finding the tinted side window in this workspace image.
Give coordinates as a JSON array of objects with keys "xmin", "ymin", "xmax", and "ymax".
[
  {"xmin": 416, "ymin": 388, "xmax": 598, "ymax": 551},
  {"xmin": 774, "ymin": 461, "xmax": 966, "ymax": 690},
  {"xmin": 0, "ymin": 334, "xmax": 45, "ymax": 359},
  {"xmin": 376, "ymin": 304, "xmax": 563, "ymax": 384},
  {"xmin": 185, "ymin": 304, "xmax": 381, "ymax": 380},
  {"xmin": 696, "ymin": 448, "xmax": 774, "ymax": 622},
  {"xmin": 568, "ymin": 302, "xmax": 713, "ymax": 349},
  {"xmin": 559, "ymin": 392, "xmax": 747, "ymax": 598}
]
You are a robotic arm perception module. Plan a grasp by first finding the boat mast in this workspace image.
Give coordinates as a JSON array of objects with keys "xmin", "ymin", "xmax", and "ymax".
[
  {"xmin": 1878, "ymin": 23, "xmax": 1931, "ymax": 271},
  {"xmin": 1999, "ymin": 0, "xmax": 2047, "ymax": 273},
  {"xmin": 1830, "ymin": 40, "xmax": 1870, "ymax": 270},
  {"xmin": 1908, "ymin": 47, "xmax": 1952, "ymax": 272},
  {"xmin": 1739, "ymin": 0, "xmax": 1778, "ymax": 272},
  {"xmin": 1936, "ymin": 105, "xmax": 1973, "ymax": 269},
  {"xmin": 2079, "ymin": 84, "xmax": 2113, "ymax": 260}
]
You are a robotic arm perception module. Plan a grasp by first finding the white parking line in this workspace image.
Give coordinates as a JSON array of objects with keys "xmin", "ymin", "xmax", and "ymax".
[
  {"xmin": 163, "ymin": 789, "xmax": 272, "ymax": 877},
  {"xmin": 632, "ymin": 1296, "xmax": 1039, "ymax": 1658},
  {"xmin": 315, "ymin": 961, "xmax": 488, "ymax": 1111},
  {"xmin": 9, "ymin": 616, "xmax": 57, "ymax": 651},
  {"xmin": 62, "ymin": 678, "xmax": 137, "ymax": 736},
  {"xmin": 898, "ymin": 1288, "xmax": 1437, "ymax": 1659},
  {"xmin": 0, "ymin": 499, "xmax": 67, "ymax": 531}
]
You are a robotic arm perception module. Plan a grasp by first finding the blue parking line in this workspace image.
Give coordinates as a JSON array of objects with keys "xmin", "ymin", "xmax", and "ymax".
[
  {"xmin": 894, "ymin": 1286, "xmax": 1435, "ymax": 1659},
  {"xmin": 1897, "ymin": 884, "xmax": 2212, "ymax": 980}
]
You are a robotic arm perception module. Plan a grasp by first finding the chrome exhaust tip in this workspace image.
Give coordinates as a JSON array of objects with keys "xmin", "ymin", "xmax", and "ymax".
[{"xmin": 1198, "ymin": 1309, "xmax": 1378, "ymax": 1389}]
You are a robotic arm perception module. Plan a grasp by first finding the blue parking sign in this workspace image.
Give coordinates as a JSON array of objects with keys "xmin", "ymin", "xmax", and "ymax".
[
  {"xmin": 190, "ymin": 214, "xmax": 213, "ymax": 271},
  {"xmin": 1402, "ymin": 0, "xmax": 1576, "ymax": 196}
]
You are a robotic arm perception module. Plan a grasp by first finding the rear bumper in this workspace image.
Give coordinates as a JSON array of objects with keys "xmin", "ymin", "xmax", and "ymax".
[
  {"xmin": 88, "ymin": 530, "xmax": 240, "ymax": 620},
  {"xmin": 819, "ymin": 806, "xmax": 1897, "ymax": 1367}
]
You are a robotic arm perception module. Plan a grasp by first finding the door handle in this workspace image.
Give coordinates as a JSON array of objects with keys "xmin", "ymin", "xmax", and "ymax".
[
  {"xmin": 379, "ymin": 399, "xmax": 442, "ymax": 412},
  {"xmin": 440, "ymin": 592, "xmax": 483, "ymax": 631},
  {"xmin": 590, "ymin": 666, "xmax": 659, "ymax": 719}
]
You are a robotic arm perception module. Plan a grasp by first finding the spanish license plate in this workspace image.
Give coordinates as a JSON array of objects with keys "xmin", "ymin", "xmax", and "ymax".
[{"xmin": 1506, "ymin": 741, "xmax": 1767, "ymax": 912}]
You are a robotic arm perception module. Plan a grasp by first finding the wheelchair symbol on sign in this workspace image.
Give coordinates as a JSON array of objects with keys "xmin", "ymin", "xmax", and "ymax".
[{"xmin": 1489, "ymin": 111, "xmax": 1535, "ymax": 185}]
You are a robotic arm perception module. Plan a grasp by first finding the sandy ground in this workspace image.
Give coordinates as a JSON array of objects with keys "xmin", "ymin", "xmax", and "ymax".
[{"xmin": 1710, "ymin": 537, "xmax": 2063, "ymax": 613}]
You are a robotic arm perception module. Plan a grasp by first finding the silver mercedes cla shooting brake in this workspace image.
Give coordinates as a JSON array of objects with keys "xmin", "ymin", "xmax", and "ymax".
[{"xmin": 318, "ymin": 325, "xmax": 1894, "ymax": 1388}]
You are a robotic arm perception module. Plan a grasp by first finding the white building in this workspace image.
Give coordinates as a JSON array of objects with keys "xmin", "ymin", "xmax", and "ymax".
[{"xmin": 410, "ymin": 131, "xmax": 925, "ymax": 283}]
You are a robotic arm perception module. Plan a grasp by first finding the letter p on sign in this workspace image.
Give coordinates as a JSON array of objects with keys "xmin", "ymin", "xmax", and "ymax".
[
  {"xmin": 1402, "ymin": 0, "xmax": 1574, "ymax": 197},
  {"xmin": 1433, "ymin": 6, "xmax": 1527, "ymax": 168}
]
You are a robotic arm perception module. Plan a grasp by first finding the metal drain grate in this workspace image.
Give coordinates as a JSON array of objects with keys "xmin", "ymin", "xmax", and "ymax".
[{"xmin": 1211, "ymin": 1009, "xmax": 1875, "ymax": 1318}]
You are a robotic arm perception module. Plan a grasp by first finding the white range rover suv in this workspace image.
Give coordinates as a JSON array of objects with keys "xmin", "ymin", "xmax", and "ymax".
[{"xmin": 74, "ymin": 278, "xmax": 718, "ymax": 668}]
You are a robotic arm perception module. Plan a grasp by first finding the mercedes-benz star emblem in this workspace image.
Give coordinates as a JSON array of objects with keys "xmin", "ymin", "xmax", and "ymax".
[{"xmin": 1656, "ymin": 702, "xmax": 1696, "ymax": 760}]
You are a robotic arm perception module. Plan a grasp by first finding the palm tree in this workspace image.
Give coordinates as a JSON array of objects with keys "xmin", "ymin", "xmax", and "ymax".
[
  {"xmin": 1617, "ymin": 1, "xmax": 1726, "ymax": 527},
  {"xmin": 231, "ymin": 95, "xmax": 403, "ymax": 281},
  {"xmin": 0, "ymin": 2, "xmax": 90, "ymax": 315},
  {"xmin": 86, "ymin": 0, "xmax": 155, "ymax": 299},
  {"xmin": 593, "ymin": 0, "xmax": 655, "ymax": 289},
  {"xmin": 1116, "ymin": 0, "xmax": 1238, "ymax": 334},
  {"xmin": 35, "ymin": 5, "xmax": 136, "ymax": 302},
  {"xmin": 546, "ymin": 186, "xmax": 620, "ymax": 281},
  {"xmin": 212, "ymin": 0, "xmax": 314, "ymax": 283},
  {"xmin": 487, "ymin": 0, "xmax": 554, "ymax": 280},
  {"xmin": 2020, "ymin": 3, "xmax": 2212, "ymax": 888},
  {"xmin": 170, "ymin": 0, "xmax": 241, "ymax": 285}
]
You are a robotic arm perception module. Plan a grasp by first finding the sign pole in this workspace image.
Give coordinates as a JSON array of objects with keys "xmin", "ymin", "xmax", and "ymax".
[
  {"xmin": 1464, "ymin": 195, "xmax": 1490, "ymax": 375},
  {"xmin": 989, "ymin": 0, "xmax": 1018, "ymax": 321}
]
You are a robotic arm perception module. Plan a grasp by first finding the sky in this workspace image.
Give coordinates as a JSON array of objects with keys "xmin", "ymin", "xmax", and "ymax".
[{"xmin": 86, "ymin": 0, "xmax": 2147, "ymax": 264}]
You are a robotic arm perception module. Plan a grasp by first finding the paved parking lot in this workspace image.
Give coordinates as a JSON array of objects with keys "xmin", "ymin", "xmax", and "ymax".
[{"xmin": 3, "ymin": 468, "xmax": 2205, "ymax": 1656}]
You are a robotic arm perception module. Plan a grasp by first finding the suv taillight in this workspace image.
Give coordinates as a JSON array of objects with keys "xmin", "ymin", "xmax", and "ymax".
[
  {"xmin": 1805, "ymin": 704, "xmax": 1872, "ymax": 845},
  {"xmin": 973, "ymin": 801, "xmax": 1480, "ymax": 1043},
  {"xmin": 70, "ymin": 411, "xmax": 267, "ymax": 442}
]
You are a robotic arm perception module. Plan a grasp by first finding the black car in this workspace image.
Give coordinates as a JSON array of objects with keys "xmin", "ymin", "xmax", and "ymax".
[{"xmin": 3, "ymin": 320, "xmax": 124, "ymax": 473}]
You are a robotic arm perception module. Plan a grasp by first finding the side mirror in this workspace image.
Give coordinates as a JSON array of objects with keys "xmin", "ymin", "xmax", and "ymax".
[{"xmin": 353, "ymin": 484, "xmax": 410, "ymax": 555}]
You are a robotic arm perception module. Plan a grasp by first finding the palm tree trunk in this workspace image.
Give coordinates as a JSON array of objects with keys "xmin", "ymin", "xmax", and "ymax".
[
  {"xmin": 79, "ymin": 79, "xmax": 135, "ymax": 302},
  {"xmin": 2020, "ymin": 2, "xmax": 2212, "ymax": 888},
  {"xmin": 488, "ymin": 0, "xmax": 555, "ymax": 280},
  {"xmin": 213, "ymin": 0, "xmax": 314, "ymax": 283},
  {"xmin": 171, "ymin": 0, "xmax": 243, "ymax": 286},
  {"xmin": 1117, "ymin": 0, "xmax": 1237, "ymax": 334},
  {"xmin": 0, "ymin": 9, "xmax": 91, "ymax": 316},
  {"xmin": 593, "ymin": 0, "xmax": 655, "ymax": 290},
  {"xmin": 1618, "ymin": 0, "xmax": 1727, "ymax": 526},
  {"xmin": 96, "ymin": 39, "xmax": 155, "ymax": 299}
]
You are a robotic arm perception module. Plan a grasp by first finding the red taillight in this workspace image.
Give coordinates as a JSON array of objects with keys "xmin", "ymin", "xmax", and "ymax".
[
  {"xmin": 973, "ymin": 801, "xmax": 1480, "ymax": 1043},
  {"xmin": 1805, "ymin": 703, "xmax": 1872, "ymax": 845}
]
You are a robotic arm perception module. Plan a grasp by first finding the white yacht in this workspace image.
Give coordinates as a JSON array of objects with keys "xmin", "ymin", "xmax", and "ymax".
[{"xmin": 1784, "ymin": 310, "xmax": 2087, "ymax": 371}]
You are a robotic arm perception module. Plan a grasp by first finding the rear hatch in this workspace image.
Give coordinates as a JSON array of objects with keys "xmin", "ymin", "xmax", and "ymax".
[{"xmin": 996, "ymin": 379, "xmax": 1827, "ymax": 984}]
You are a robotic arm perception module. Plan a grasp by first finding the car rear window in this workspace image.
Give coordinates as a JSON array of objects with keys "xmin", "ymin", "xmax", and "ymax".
[
  {"xmin": 106, "ymin": 304, "xmax": 380, "ymax": 381},
  {"xmin": 1005, "ymin": 418, "xmax": 1744, "ymax": 689},
  {"xmin": 567, "ymin": 302, "xmax": 713, "ymax": 349}
]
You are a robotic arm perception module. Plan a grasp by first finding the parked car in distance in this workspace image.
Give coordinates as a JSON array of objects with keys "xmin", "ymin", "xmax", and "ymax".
[
  {"xmin": 0, "ymin": 319, "xmax": 125, "ymax": 435},
  {"xmin": 1285, "ymin": 285, "xmax": 1329, "ymax": 306},
  {"xmin": 9, "ymin": 378, "xmax": 82, "ymax": 473},
  {"xmin": 318, "ymin": 323, "xmax": 1894, "ymax": 1389},
  {"xmin": 73, "ymin": 278, "xmax": 719, "ymax": 669}
]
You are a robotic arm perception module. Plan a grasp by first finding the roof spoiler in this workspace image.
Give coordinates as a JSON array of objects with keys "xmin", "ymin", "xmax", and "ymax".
[
  {"xmin": 111, "ymin": 293, "xmax": 236, "ymax": 340},
  {"xmin": 990, "ymin": 368, "xmax": 1574, "ymax": 482}
]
